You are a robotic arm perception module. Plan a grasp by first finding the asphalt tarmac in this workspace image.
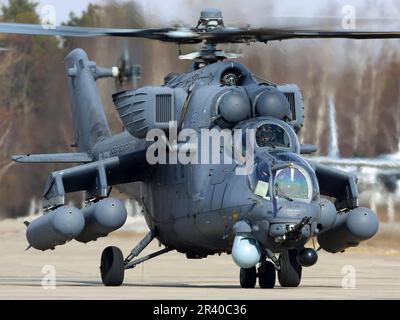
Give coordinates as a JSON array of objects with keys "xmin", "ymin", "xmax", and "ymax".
[{"xmin": 0, "ymin": 218, "xmax": 399, "ymax": 299}]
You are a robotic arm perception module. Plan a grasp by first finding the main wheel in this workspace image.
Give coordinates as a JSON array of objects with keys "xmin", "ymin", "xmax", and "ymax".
[
  {"xmin": 240, "ymin": 266, "xmax": 257, "ymax": 288},
  {"xmin": 100, "ymin": 246, "xmax": 125, "ymax": 286},
  {"xmin": 258, "ymin": 261, "xmax": 276, "ymax": 288},
  {"xmin": 278, "ymin": 249, "xmax": 302, "ymax": 287}
]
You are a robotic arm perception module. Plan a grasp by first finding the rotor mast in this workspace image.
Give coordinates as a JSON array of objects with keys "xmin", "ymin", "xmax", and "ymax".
[{"xmin": 186, "ymin": 8, "xmax": 239, "ymax": 65}]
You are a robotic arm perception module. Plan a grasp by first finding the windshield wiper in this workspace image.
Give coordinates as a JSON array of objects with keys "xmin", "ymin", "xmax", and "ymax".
[{"xmin": 274, "ymin": 184, "xmax": 294, "ymax": 202}]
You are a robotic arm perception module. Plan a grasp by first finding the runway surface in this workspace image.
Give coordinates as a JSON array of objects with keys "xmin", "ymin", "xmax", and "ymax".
[{"xmin": 0, "ymin": 218, "xmax": 399, "ymax": 299}]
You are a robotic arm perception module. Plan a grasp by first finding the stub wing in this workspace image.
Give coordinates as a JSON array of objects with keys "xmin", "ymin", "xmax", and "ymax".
[
  {"xmin": 309, "ymin": 156, "xmax": 400, "ymax": 170},
  {"xmin": 11, "ymin": 152, "xmax": 93, "ymax": 163},
  {"xmin": 307, "ymin": 161, "xmax": 359, "ymax": 210},
  {"xmin": 40, "ymin": 150, "xmax": 149, "ymax": 209}
]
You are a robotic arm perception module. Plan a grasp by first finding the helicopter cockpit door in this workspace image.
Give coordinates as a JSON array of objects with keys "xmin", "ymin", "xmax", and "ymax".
[{"xmin": 209, "ymin": 168, "xmax": 228, "ymax": 211}]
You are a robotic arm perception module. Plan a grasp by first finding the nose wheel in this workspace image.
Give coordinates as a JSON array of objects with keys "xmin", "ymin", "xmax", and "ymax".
[
  {"xmin": 239, "ymin": 260, "xmax": 276, "ymax": 288},
  {"xmin": 258, "ymin": 261, "xmax": 276, "ymax": 288},
  {"xmin": 100, "ymin": 246, "xmax": 125, "ymax": 286},
  {"xmin": 239, "ymin": 266, "xmax": 257, "ymax": 288}
]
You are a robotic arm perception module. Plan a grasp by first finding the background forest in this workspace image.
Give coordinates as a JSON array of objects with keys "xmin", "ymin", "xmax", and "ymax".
[{"xmin": 0, "ymin": 0, "xmax": 399, "ymax": 218}]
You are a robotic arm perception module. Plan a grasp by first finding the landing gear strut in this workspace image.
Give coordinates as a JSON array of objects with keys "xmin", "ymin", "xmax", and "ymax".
[{"xmin": 99, "ymin": 229, "xmax": 173, "ymax": 286}]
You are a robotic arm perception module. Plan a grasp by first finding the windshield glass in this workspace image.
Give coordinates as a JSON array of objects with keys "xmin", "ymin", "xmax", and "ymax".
[
  {"xmin": 255, "ymin": 123, "xmax": 290, "ymax": 149},
  {"xmin": 274, "ymin": 152, "xmax": 320, "ymax": 200},
  {"xmin": 249, "ymin": 161, "xmax": 271, "ymax": 199},
  {"xmin": 274, "ymin": 166, "xmax": 310, "ymax": 202},
  {"xmin": 249, "ymin": 160, "xmax": 313, "ymax": 202}
]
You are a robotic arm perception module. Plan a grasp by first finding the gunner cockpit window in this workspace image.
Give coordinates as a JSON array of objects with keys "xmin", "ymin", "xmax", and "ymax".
[{"xmin": 255, "ymin": 123, "xmax": 291, "ymax": 149}]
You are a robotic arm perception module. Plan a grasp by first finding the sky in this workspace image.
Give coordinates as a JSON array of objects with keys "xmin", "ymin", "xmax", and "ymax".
[
  {"xmin": 0, "ymin": 0, "xmax": 171, "ymax": 25},
  {"xmin": 35, "ymin": 0, "xmax": 96, "ymax": 23},
  {"xmin": 0, "ymin": 0, "xmax": 96, "ymax": 24},
  {"xmin": 0, "ymin": 0, "xmax": 399, "ymax": 27}
]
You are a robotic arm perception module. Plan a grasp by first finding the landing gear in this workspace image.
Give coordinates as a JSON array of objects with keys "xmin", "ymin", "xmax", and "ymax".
[
  {"xmin": 258, "ymin": 261, "xmax": 276, "ymax": 288},
  {"xmin": 240, "ymin": 260, "xmax": 276, "ymax": 289},
  {"xmin": 278, "ymin": 249, "xmax": 302, "ymax": 287},
  {"xmin": 100, "ymin": 246, "xmax": 125, "ymax": 286},
  {"xmin": 240, "ymin": 266, "xmax": 257, "ymax": 288},
  {"xmin": 100, "ymin": 230, "xmax": 174, "ymax": 286}
]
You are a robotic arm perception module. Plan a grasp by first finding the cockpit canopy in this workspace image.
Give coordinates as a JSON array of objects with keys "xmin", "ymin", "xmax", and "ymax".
[
  {"xmin": 235, "ymin": 117, "xmax": 300, "ymax": 155},
  {"xmin": 275, "ymin": 166, "xmax": 310, "ymax": 201},
  {"xmin": 248, "ymin": 152, "xmax": 319, "ymax": 204},
  {"xmin": 255, "ymin": 123, "xmax": 291, "ymax": 149}
]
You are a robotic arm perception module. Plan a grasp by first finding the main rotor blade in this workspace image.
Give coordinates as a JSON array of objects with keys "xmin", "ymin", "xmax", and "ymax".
[
  {"xmin": 202, "ymin": 28, "xmax": 400, "ymax": 43},
  {"xmin": 0, "ymin": 22, "xmax": 399, "ymax": 44},
  {"xmin": 0, "ymin": 22, "xmax": 176, "ymax": 39}
]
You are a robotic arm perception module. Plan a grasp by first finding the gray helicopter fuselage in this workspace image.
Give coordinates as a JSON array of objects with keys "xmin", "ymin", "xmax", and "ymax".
[
  {"xmin": 137, "ymin": 159, "xmax": 321, "ymax": 255},
  {"xmin": 93, "ymin": 60, "xmax": 322, "ymax": 256},
  {"xmin": 0, "ymin": 8, "xmax": 390, "ymax": 288},
  {"xmin": 22, "ymin": 49, "xmax": 378, "ymax": 260},
  {"xmin": 8, "ymin": 6, "xmax": 390, "ymax": 285}
]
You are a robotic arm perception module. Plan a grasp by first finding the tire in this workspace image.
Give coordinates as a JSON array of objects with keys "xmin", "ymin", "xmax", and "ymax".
[
  {"xmin": 258, "ymin": 261, "xmax": 276, "ymax": 289},
  {"xmin": 100, "ymin": 246, "xmax": 125, "ymax": 286},
  {"xmin": 278, "ymin": 249, "xmax": 302, "ymax": 287},
  {"xmin": 240, "ymin": 266, "xmax": 257, "ymax": 288}
]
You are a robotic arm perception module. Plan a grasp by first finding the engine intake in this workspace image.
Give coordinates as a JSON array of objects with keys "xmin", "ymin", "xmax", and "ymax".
[{"xmin": 113, "ymin": 87, "xmax": 186, "ymax": 138}]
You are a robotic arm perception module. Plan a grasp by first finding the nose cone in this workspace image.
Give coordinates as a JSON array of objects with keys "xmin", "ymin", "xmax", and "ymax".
[{"xmin": 231, "ymin": 235, "xmax": 261, "ymax": 268}]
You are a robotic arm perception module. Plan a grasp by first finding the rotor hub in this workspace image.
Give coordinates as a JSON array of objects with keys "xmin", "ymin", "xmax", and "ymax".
[{"xmin": 197, "ymin": 8, "xmax": 224, "ymax": 31}]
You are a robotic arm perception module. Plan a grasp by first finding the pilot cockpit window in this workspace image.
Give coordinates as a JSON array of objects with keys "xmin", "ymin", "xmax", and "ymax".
[
  {"xmin": 255, "ymin": 123, "xmax": 291, "ymax": 149},
  {"xmin": 274, "ymin": 166, "xmax": 311, "ymax": 203},
  {"xmin": 249, "ymin": 161, "xmax": 312, "ymax": 203}
]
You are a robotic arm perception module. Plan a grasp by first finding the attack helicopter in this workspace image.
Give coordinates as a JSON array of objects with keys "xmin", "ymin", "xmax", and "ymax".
[{"xmin": 2, "ymin": 8, "xmax": 399, "ymax": 288}]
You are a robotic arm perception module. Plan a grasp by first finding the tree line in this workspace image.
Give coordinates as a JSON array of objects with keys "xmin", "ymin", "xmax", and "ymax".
[{"xmin": 0, "ymin": 0, "xmax": 399, "ymax": 218}]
